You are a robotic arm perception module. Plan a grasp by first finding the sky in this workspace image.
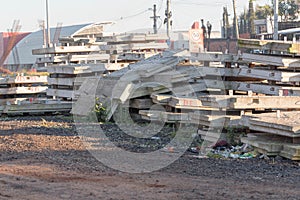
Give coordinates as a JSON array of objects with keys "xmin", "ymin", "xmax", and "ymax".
[{"xmin": 0, "ymin": 0, "xmax": 271, "ymax": 33}]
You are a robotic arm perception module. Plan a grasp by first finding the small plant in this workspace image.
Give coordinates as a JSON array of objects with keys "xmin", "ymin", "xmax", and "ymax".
[
  {"xmin": 206, "ymin": 152, "xmax": 223, "ymax": 159},
  {"xmin": 226, "ymin": 126, "xmax": 247, "ymax": 146},
  {"xmin": 94, "ymin": 98, "xmax": 108, "ymax": 123}
]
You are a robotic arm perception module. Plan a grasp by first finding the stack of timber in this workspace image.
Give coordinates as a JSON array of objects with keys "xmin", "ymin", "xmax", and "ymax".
[{"xmin": 0, "ymin": 74, "xmax": 70, "ymax": 115}]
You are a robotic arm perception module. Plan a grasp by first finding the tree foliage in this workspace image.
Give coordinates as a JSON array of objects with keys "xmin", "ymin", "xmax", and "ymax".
[
  {"xmin": 256, "ymin": 4, "xmax": 273, "ymax": 19},
  {"xmin": 238, "ymin": 1, "xmax": 274, "ymax": 35},
  {"xmin": 277, "ymin": 0, "xmax": 299, "ymax": 21},
  {"xmin": 238, "ymin": 0, "xmax": 299, "ymax": 35}
]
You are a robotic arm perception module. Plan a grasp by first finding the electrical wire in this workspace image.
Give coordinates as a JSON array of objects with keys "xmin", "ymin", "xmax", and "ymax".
[
  {"xmin": 157, "ymin": 0, "xmax": 164, "ymax": 13},
  {"xmin": 172, "ymin": 0, "xmax": 224, "ymax": 7},
  {"xmin": 173, "ymin": 2, "xmax": 224, "ymax": 7},
  {"xmin": 157, "ymin": 17, "xmax": 163, "ymax": 31},
  {"xmin": 116, "ymin": 9, "xmax": 151, "ymax": 21}
]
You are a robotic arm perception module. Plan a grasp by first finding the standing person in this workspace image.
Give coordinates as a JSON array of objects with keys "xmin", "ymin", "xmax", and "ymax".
[
  {"xmin": 207, "ymin": 21, "xmax": 212, "ymax": 39},
  {"xmin": 201, "ymin": 19, "xmax": 207, "ymax": 49},
  {"xmin": 206, "ymin": 21, "xmax": 212, "ymax": 51},
  {"xmin": 201, "ymin": 19, "xmax": 207, "ymax": 39}
]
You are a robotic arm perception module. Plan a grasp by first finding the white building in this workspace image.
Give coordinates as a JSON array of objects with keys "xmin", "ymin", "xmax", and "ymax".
[{"xmin": 254, "ymin": 19, "xmax": 273, "ymax": 35}]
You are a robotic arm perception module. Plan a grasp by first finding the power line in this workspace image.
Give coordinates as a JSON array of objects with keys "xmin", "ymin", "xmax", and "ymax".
[
  {"xmin": 117, "ymin": 9, "xmax": 151, "ymax": 21},
  {"xmin": 157, "ymin": 0, "xmax": 164, "ymax": 12},
  {"xmin": 172, "ymin": 0, "xmax": 223, "ymax": 7},
  {"xmin": 157, "ymin": 17, "xmax": 163, "ymax": 31}
]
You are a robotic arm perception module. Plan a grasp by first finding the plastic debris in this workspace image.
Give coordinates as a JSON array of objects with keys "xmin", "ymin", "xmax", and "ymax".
[
  {"xmin": 239, "ymin": 152, "xmax": 255, "ymax": 159},
  {"xmin": 229, "ymin": 153, "xmax": 240, "ymax": 159},
  {"xmin": 188, "ymin": 147, "xmax": 200, "ymax": 154},
  {"xmin": 198, "ymin": 142, "xmax": 257, "ymax": 159}
]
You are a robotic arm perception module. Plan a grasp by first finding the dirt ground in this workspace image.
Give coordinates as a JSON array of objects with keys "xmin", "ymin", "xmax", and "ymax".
[{"xmin": 0, "ymin": 116, "xmax": 300, "ymax": 200}]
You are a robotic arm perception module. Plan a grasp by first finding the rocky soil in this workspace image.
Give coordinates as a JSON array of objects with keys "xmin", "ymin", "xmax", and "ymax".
[{"xmin": 0, "ymin": 116, "xmax": 299, "ymax": 200}]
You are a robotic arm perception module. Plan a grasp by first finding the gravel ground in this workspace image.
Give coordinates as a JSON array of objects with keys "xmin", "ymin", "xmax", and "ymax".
[{"xmin": 0, "ymin": 116, "xmax": 300, "ymax": 200}]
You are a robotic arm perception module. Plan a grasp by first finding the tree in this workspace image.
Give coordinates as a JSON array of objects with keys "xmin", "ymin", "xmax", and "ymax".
[
  {"xmin": 248, "ymin": 0, "xmax": 255, "ymax": 35},
  {"xmin": 256, "ymin": 4, "xmax": 273, "ymax": 20},
  {"xmin": 223, "ymin": 7, "xmax": 230, "ymax": 38},
  {"xmin": 278, "ymin": 0, "xmax": 299, "ymax": 21},
  {"xmin": 255, "ymin": 4, "xmax": 274, "ymax": 32},
  {"xmin": 239, "ymin": 10, "xmax": 248, "ymax": 34}
]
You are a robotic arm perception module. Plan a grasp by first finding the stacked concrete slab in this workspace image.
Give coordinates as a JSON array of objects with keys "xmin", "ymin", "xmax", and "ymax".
[
  {"xmin": 71, "ymin": 38, "xmax": 300, "ymax": 160},
  {"xmin": 33, "ymin": 29, "xmax": 169, "ymax": 101},
  {"xmin": 33, "ymin": 31, "xmax": 109, "ymax": 100},
  {"xmin": 0, "ymin": 74, "xmax": 71, "ymax": 114},
  {"xmin": 231, "ymin": 39, "xmax": 300, "ymax": 160},
  {"xmin": 0, "ymin": 74, "xmax": 47, "ymax": 104},
  {"xmin": 241, "ymin": 111, "xmax": 300, "ymax": 160}
]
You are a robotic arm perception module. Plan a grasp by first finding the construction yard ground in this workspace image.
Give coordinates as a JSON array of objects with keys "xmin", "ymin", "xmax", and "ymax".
[{"xmin": 0, "ymin": 116, "xmax": 300, "ymax": 200}]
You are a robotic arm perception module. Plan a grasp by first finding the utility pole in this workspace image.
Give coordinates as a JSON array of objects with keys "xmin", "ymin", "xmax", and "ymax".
[
  {"xmin": 46, "ymin": 0, "xmax": 51, "ymax": 47},
  {"xmin": 274, "ymin": 0, "xmax": 279, "ymax": 40},
  {"xmin": 232, "ymin": 0, "xmax": 239, "ymax": 39},
  {"xmin": 165, "ymin": 0, "xmax": 172, "ymax": 39},
  {"xmin": 150, "ymin": 4, "xmax": 160, "ymax": 34}
]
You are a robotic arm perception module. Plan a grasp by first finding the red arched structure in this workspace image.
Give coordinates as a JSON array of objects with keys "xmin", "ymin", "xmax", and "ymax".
[{"xmin": 0, "ymin": 32, "xmax": 30, "ymax": 73}]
